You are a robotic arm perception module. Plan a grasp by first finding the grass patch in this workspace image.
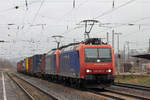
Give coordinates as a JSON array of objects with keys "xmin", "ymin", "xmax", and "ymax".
[{"xmin": 115, "ymin": 75, "xmax": 150, "ymax": 86}]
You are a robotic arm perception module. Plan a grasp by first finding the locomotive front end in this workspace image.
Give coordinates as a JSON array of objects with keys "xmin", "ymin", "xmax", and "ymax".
[{"xmin": 79, "ymin": 39, "xmax": 115, "ymax": 87}]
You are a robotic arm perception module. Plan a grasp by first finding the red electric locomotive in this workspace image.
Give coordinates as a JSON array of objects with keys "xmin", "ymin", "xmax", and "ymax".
[
  {"xmin": 58, "ymin": 38, "xmax": 114, "ymax": 88},
  {"xmin": 79, "ymin": 40, "xmax": 114, "ymax": 87}
]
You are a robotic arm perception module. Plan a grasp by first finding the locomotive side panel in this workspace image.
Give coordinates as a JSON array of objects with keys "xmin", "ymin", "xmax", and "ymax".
[
  {"xmin": 45, "ymin": 54, "xmax": 56, "ymax": 75},
  {"xmin": 59, "ymin": 51, "xmax": 80, "ymax": 78},
  {"xmin": 32, "ymin": 55, "xmax": 42, "ymax": 74}
]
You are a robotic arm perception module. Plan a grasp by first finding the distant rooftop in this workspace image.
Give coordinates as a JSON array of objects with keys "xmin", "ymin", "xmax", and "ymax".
[{"xmin": 132, "ymin": 53, "xmax": 150, "ymax": 60}]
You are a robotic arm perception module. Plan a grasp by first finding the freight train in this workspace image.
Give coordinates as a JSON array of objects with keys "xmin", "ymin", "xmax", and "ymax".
[{"xmin": 17, "ymin": 38, "xmax": 115, "ymax": 88}]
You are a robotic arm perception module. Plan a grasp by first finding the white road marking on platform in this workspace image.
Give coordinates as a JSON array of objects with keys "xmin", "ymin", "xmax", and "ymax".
[{"xmin": 2, "ymin": 72, "xmax": 7, "ymax": 100}]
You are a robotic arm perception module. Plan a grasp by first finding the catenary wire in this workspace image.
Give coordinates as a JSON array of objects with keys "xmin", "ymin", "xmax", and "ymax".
[{"xmin": 94, "ymin": 0, "xmax": 136, "ymax": 19}]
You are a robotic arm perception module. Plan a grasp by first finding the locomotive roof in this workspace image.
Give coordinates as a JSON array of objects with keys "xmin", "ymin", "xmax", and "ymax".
[
  {"xmin": 58, "ymin": 42, "xmax": 80, "ymax": 50},
  {"xmin": 53, "ymin": 38, "xmax": 107, "ymax": 50}
]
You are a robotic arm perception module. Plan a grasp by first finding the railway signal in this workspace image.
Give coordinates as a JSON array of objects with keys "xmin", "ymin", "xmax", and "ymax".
[{"xmin": 115, "ymin": 32, "xmax": 122, "ymax": 74}]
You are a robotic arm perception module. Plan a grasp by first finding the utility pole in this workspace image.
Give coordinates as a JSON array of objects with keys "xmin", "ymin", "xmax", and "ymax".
[
  {"xmin": 0, "ymin": 40, "xmax": 5, "ymax": 58},
  {"xmin": 106, "ymin": 32, "xmax": 109, "ymax": 44},
  {"xmin": 126, "ymin": 41, "xmax": 135, "ymax": 73},
  {"xmin": 112, "ymin": 29, "xmax": 114, "ymax": 49},
  {"xmin": 149, "ymin": 39, "xmax": 150, "ymax": 53},
  {"xmin": 126, "ymin": 41, "xmax": 130, "ymax": 61},
  {"xmin": 73, "ymin": 38, "xmax": 76, "ymax": 43},
  {"xmin": 115, "ymin": 32, "xmax": 122, "ymax": 74},
  {"xmin": 123, "ymin": 44, "xmax": 126, "ymax": 73},
  {"xmin": 115, "ymin": 33, "xmax": 122, "ymax": 55},
  {"xmin": 52, "ymin": 35, "xmax": 64, "ymax": 49}
]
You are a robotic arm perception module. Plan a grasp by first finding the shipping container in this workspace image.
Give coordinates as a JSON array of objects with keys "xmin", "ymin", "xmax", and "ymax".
[
  {"xmin": 25, "ymin": 58, "xmax": 29, "ymax": 73},
  {"xmin": 17, "ymin": 61, "xmax": 22, "ymax": 72},
  {"xmin": 22, "ymin": 59, "xmax": 26, "ymax": 73},
  {"xmin": 17, "ymin": 62, "xmax": 20, "ymax": 72},
  {"xmin": 28, "ymin": 57, "xmax": 32, "ymax": 74}
]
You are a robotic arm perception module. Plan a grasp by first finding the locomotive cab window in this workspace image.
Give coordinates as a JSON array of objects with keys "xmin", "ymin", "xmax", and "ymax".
[
  {"xmin": 98, "ymin": 48, "xmax": 111, "ymax": 59},
  {"xmin": 84, "ymin": 48, "xmax": 112, "ymax": 62},
  {"xmin": 84, "ymin": 48, "xmax": 97, "ymax": 58}
]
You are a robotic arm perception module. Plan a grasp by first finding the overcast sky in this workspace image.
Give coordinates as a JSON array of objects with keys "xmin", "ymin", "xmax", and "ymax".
[{"xmin": 0, "ymin": 0, "xmax": 150, "ymax": 59}]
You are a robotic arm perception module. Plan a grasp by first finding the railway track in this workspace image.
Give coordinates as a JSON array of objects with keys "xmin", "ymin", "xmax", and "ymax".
[
  {"xmin": 88, "ymin": 88, "xmax": 150, "ymax": 100},
  {"xmin": 87, "ymin": 88, "xmax": 125, "ymax": 100},
  {"xmin": 8, "ymin": 72, "xmax": 150, "ymax": 100},
  {"xmin": 6, "ymin": 72, "xmax": 58, "ymax": 100},
  {"xmin": 114, "ymin": 82, "xmax": 150, "ymax": 92},
  {"xmin": 6, "ymin": 72, "xmax": 35, "ymax": 100}
]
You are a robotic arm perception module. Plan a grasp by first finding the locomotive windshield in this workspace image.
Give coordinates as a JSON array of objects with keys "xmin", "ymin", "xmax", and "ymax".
[
  {"xmin": 84, "ymin": 48, "xmax": 112, "ymax": 62},
  {"xmin": 84, "ymin": 48, "xmax": 98, "ymax": 58},
  {"xmin": 98, "ymin": 48, "xmax": 111, "ymax": 58}
]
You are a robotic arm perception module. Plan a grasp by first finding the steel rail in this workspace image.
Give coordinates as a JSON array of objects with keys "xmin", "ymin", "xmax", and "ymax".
[
  {"xmin": 88, "ymin": 88, "xmax": 150, "ymax": 100},
  {"xmin": 12, "ymin": 73, "xmax": 58, "ymax": 100},
  {"xmin": 114, "ymin": 82, "xmax": 150, "ymax": 92},
  {"xmin": 6, "ymin": 72, "xmax": 35, "ymax": 100},
  {"xmin": 105, "ymin": 88, "xmax": 150, "ymax": 100},
  {"xmin": 87, "ymin": 89, "xmax": 125, "ymax": 100}
]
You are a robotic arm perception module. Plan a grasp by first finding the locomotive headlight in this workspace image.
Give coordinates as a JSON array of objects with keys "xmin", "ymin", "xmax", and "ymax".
[
  {"xmin": 106, "ymin": 69, "xmax": 112, "ymax": 73},
  {"xmin": 86, "ymin": 69, "xmax": 92, "ymax": 73}
]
